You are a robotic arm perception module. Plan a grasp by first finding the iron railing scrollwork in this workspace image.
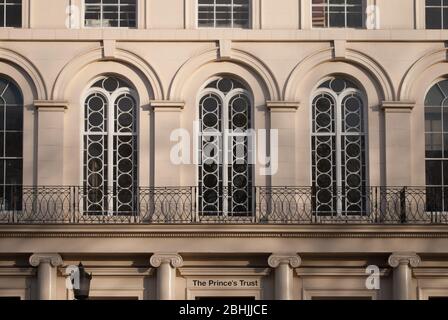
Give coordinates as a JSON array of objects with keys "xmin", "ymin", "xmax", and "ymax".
[{"xmin": 0, "ymin": 186, "xmax": 446, "ymax": 224}]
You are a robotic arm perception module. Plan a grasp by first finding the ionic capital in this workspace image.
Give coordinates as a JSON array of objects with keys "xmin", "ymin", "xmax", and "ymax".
[
  {"xmin": 388, "ymin": 252, "xmax": 421, "ymax": 268},
  {"xmin": 150, "ymin": 253, "xmax": 184, "ymax": 268},
  {"xmin": 268, "ymin": 253, "xmax": 302, "ymax": 268},
  {"xmin": 29, "ymin": 253, "xmax": 63, "ymax": 268}
]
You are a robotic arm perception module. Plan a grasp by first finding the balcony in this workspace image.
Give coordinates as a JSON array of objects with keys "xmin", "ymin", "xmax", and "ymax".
[{"xmin": 0, "ymin": 186, "xmax": 446, "ymax": 225}]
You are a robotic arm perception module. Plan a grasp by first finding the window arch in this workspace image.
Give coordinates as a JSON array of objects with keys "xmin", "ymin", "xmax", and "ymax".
[
  {"xmin": 425, "ymin": 79, "xmax": 448, "ymax": 212},
  {"xmin": 83, "ymin": 76, "xmax": 138, "ymax": 215},
  {"xmin": 311, "ymin": 77, "xmax": 367, "ymax": 216},
  {"xmin": 198, "ymin": 76, "xmax": 253, "ymax": 217},
  {"xmin": 0, "ymin": 76, "xmax": 23, "ymax": 210}
]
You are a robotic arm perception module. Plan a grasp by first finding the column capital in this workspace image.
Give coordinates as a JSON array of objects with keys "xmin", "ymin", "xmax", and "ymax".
[
  {"xmin": 34, "ymin": 100, "xmax": 68, "ymax": 111},
  {"xmin": 388, "ymin": 252, "xmax": 421, "ymax": 268},
  {"xmin": 266, "ymin": 101, "xmax": 300, "ymax": 112},
  {"xmin": 268, "ymin": 253, "xmax": 302, "ymax": 268},
  {"xmin": 381, "ymin": 101, "xmax": 415, "ymax": 113},
  {"xmin": 29, "ymin": 253, "xmax": 63, "ymax": 267},
  {"xmin": 150, "ymin": 100, "xmax": 185, "ymax": 112},
  {"xmin": 150, "ymin": 253, "xmax": 184, "ymax": 268}
]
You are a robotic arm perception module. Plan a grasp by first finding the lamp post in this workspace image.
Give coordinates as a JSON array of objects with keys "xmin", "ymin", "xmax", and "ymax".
[{"xmin": 73, "ymin": 263, "xmax": 92, "ymax": 300}]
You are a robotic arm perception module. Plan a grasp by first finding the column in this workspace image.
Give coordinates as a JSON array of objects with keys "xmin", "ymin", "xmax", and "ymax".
[
  {"xmin": 382, "ymin": 101, "xmax": 415, "ymax": 186},
  {"xmin": 34, "ymin": 100, "xmax": 68, "ymax": 185},
  {"xmin": 268, "ymin": 253, "xmax": 301, "ymax": 300},
  {"xmin": 29, "ymin": 253, "xmax": 63, "ymax": 300},
  {"xmin": 388, "ymin": 252, "xmax": 421, "ymax": 300},
  {"xmin": 266, "ymin": 101, "xmax": 300, "ymax": 186},
  {"xmin": 150, "ymin": 101, "xmax": 185, "ymax": 187},
  {"xmin": 150, "ymin": 253, "xmax": 184, "ymax": 300}
]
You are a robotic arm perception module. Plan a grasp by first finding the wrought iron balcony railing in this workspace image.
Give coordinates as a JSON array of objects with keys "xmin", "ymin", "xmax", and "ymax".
[{"xmin": 0, "ymin": 186, "xmax": 446, "ymax": 225}]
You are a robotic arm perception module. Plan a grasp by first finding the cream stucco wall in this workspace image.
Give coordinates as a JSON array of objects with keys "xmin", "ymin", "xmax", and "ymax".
[{"xmin": 1, "ymin": 0, "xmax": 448, "ymax": 300}]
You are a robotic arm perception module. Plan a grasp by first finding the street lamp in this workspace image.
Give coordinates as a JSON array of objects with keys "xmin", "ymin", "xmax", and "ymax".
[{"xmin": 73, "ymin": 262, "xmax": 92, "ymax": 300}]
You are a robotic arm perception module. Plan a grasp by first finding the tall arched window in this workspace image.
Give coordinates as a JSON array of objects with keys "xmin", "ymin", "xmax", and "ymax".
[
  {"xmin": 311, "ymin": 77, "xmax": 367, "ymax": 216},
  {"xmin": 425, "ymin": 79, "xmax": 448, "ymax": 212},
  {"xmin": 198, "ymin": 77, "xmax": 252, "ymax": 217},
  {"xmin": 0, "ymin": 77, "xmax": 23, "ymax": 210},
  {"xmin": 83, "ymin": 76, "xmax": 138, "ymax": 215}
]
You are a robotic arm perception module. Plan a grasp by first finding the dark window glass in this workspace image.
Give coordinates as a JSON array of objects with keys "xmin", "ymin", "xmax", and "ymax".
[
  {"xmin": 312, "ymin": 0, "xmax": 364, "ymax": 28},
  {"xmin": 0, "ymin": 0, "xmax": 21, "ymax": 28},
  {"xmin": 0, "ymin": 77, "xmax": 23, "ymax": 211},
  {"xmin": 425, "ymin": 79, "xmax": 448, "ymax": 211},
  {"xmin": 84, "ymin": 0, "xmax": 136, "ymax": 28},
  {"xmin": 198, "ymin": 0, "xmax": 251, "ymax": 28},
  {"xmin": 426, "ymin": 0, "xmax": 448, "ymax": 29}
]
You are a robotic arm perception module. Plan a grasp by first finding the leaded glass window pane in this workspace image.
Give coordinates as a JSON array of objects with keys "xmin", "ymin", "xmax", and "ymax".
[
  {"xmin": 311, "ymin": 77, "xmax": 367, "ymax": 216},
  {"xmin": 84, "ymin": 0, "xmax": 136, "ymax": 28},
  {"xmin": 198, "ymin": 0, "xmax": 251, "ymax": 28},
  {"xmin": 198, "ymin": 77, "xmax": 253, "ymax": 217},
  {"xmin": 83, "ymin": 76, "xmax": 138, "ymax": 216},
  {"xmin": 0, "ymin": 77, "xmax": 23, "ymax": 211}
]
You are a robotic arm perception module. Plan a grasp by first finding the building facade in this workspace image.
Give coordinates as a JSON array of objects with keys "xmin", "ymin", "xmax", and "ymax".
[{"xmin": 0, "ymin": 0, "xmax": 448, "ymax": 300}]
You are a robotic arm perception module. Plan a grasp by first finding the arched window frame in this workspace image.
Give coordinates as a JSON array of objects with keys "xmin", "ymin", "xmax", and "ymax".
[
  {"xmin": 310, "ymin": 77, "xmax": 369, "ymax": 216},
  {"xmin": 197, "ymin": 76, "xmax": 254, "ymax": 217},
  {"xmin": 81, "ymin": 76, "xmax": 139, "ymax": 216},
  {"xmin": 424, "ymin": 78, "xmax": 448, "ymax": 212}
]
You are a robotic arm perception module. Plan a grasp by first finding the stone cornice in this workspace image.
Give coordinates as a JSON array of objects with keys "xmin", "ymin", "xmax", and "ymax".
[
  {"xmin": 2, "ymin": 225, "xmax": 448, "ymax": 239},
  {"xmin": 2, "ymin": 29, "xmax": 448, "ymax": 42},
  {"xmin": 0, "ymin": 267, "xmax": 36, "ymax": 276},
  {"xmin": 59, "ymin": 267, "xmax": 154, "ymax": 277},
  {"xmin": 34, "ymin": 100, "xmax": 68, "ymax": 110},
  {"xmin": 29, "ymin": 253, "xmax": 63, "ymax": 267},
  {"xmin": 266, "ymin": 101, "xmax": 300, "ymax": 111},
  {"xmin": 296, "ymin": 267, "xmax": 390, "ymax": 277},
  {"xmin": 150, "ymin": 253, "xmax": 184, "ymax": 268},
  {"xmin": 381, "ymin": 101, "xmax": 415, "ymax": 112},
  {"xmin": 388, "ymin": 252, "xmax": 421, "ymax": 268},
  {"xmin": 268, "ymin": 253, "xmax": 301, "ymax": 268},
  {"xmin": 150, "ymin": 100, "xmax": 185, "ymax": 111},
  {"xmin": 179, "ymin": 267, "xmax": 271, "ymax": 276}
]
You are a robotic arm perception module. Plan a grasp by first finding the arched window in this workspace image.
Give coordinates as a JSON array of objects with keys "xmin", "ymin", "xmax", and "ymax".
[
  {"xmin": 83, "ymin": 76, "xmax": 138, "ymax": 215},
  {"xmin": 425, "ymin": 79, "xmax": 448, "ymax": 212},
  {"xmin": 311, "ymin": 77, "xmax": 367, "ymax": 216},
  {"xmin": 0, "ymin": 77, "xmax": 23, "ymax": 210},
  {"xmin": 198, "ymin": 77, "xmax": 252, "ymax": 217}
]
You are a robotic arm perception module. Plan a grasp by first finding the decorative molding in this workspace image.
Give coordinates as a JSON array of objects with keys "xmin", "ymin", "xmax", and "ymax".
[
  {"xmin": 3, "ymin": 225, "xmax": 448, "ymax": 239},
  {"xmin": 268, "ymin": 253, "xmax": 301, "ymax": 268},
  {"xmin": 0, "ymin": 267, "xmax": 36, "ymax": 276},
  {"xmin": 333, "ymin": 40, "xmax": 347, "ymax": 59},
  {"xmin": 29, "ymin": 253, "xmax": 63, "ymax": 267},
  {"xmin": 34, "ymin": 100, "xmax": 68, "ymax": 110},
  {"xmin": 413, "ymin": 268, "xmax": 448, "ymax": 277},
  {"xmin": 150, "ymin": 100, "xmax": 185, "ymax": 111},
  {"xmin": 179, "ymin": 267, "xmax": 271, "ymax": 276},
  {"xmin": 381, "ymin": 101, "xmax": 415, "ymax": 113},
  {"xmin": 266, "ymin": 101, "xmax": 300, "ymax": 111},
  {"xmin": 388, "ymin": 252, "xmax": 421, "ymax": 268},
  {"xmin": 102, "ymin": 40, "xmax": 116, "ymax": 59},
  {"xmin": 150, "ymin": 253, "xmax": 184, "ymax": 268},
  {"xmin": 296, "ymin": 267, "xmax": 390, "ymax": 277},
  {"xmin": 5, "ymin": 231, "xmax": 448, "ymax": 239},
  {"xmin": 59, "ymin": 267, "xmax": 154, "ymax": 277},
  {"xmin": 218, "ymin": 39, "xmax": 232, "ymax": 60}
]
